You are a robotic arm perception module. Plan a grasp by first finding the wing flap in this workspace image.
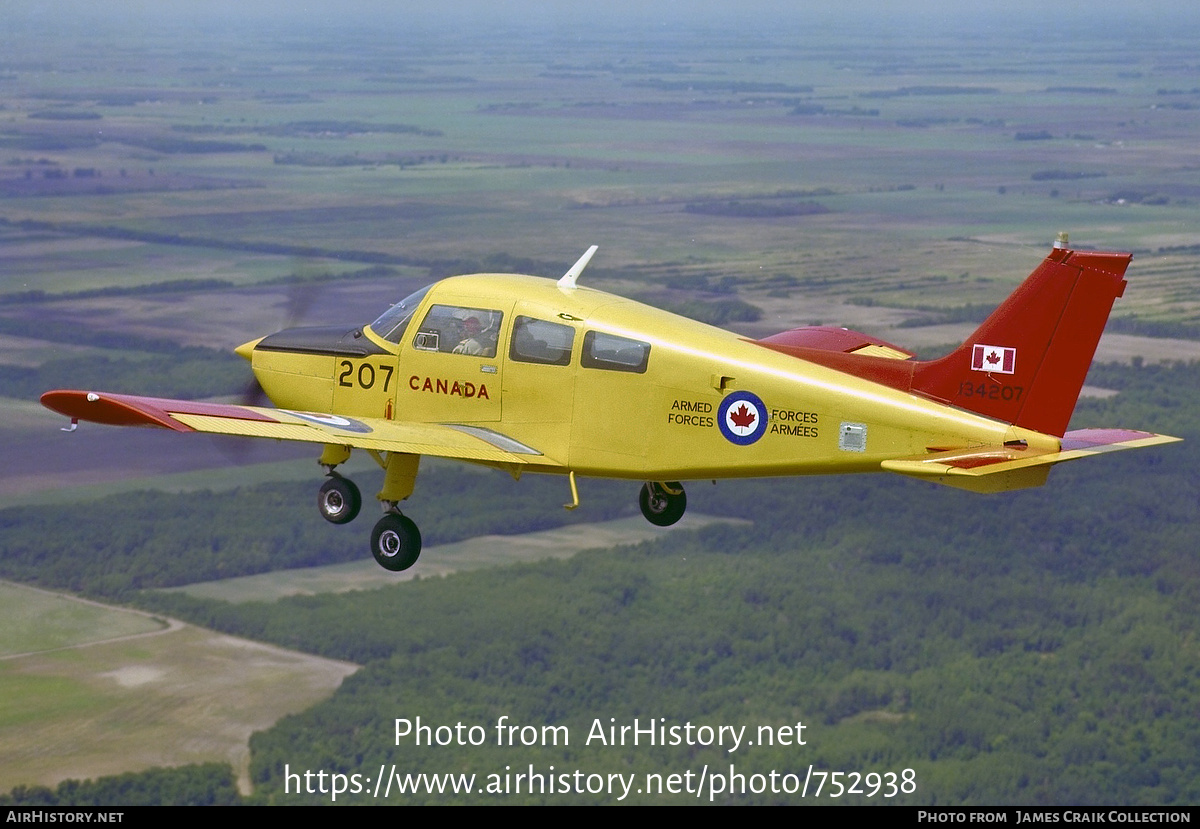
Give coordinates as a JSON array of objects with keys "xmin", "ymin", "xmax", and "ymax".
[{"xmin": 41, "ymin": 389, "xmax": 562, "ymax": 468}]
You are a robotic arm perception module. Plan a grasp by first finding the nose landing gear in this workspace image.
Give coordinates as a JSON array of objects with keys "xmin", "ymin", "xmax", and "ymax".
[
  {"xmin": 639, "ymin": 481, "xmax": 687, "ymax": 526},
  {"xmin": 370, "ymin": 511, "xmax": 422, "ymax": 572}
]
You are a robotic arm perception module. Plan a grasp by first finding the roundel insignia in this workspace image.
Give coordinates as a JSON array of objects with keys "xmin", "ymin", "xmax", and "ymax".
[
  {"xmin": 283, "ymin": 410, "xmax": 374, "ymax": 434},
  {"xmin": 717, "ymin": 390, "xmax": 768, "ymax": 446}
]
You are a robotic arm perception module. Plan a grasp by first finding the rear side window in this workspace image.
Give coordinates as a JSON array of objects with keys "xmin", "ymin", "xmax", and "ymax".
[
  {"xmin": 510, "ymin": 316, "xmax": 575, "ymax": 366},
  {"xmin": 581, "ymin": 330, "xmax": 650, "ymax": 373}
]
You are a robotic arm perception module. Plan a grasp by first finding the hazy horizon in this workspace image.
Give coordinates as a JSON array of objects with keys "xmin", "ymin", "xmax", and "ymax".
[{"xmin": 6, "ymin": 1, "xmax": 1200, "ymax": 42}]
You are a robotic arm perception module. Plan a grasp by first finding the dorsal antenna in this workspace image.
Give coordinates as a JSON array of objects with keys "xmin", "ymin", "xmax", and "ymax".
[{"xmin": 558, "ymin": 245, "xmax": 598, "ymax": 289}]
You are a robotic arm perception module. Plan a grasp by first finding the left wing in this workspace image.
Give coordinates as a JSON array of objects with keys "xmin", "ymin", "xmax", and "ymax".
[
  {"xmin": 881, "ymin": 428, "xmax": 1181, "ymax": 493},
  {"xmin": 40, "ymin": 390, "xmax": 563, "ymax": 469}
]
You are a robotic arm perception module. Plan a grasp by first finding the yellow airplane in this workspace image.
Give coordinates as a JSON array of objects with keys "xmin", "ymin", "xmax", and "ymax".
[{"xmin": 42, "ymin": 236, "xmax": 1179, "ymax": 572}]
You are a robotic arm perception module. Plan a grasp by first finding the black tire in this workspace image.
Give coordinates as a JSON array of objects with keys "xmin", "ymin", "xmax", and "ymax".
[
  {"xmin": 371, "ymin": 513, "xmax": 422, "ymax": 571},
  {"xmin": 317, "ymin": 475, "xmax": 362, "ymax": 525},
  {"xmin": 639, "ymin": 481, "xmax": 687, "ymax": 527}
]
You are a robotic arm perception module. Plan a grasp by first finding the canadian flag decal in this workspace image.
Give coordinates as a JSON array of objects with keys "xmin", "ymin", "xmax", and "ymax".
[{"xmin": 971, "ymin": 344, "xmax": 1016, "ymax": 374}]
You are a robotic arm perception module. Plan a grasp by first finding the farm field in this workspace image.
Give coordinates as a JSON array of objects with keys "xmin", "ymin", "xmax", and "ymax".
[
  {"xmin": 0, "ymin": 582, "xmax": 356, "ymax": 793},
  {"xmin": 0, "ymin": 580, "xmax": 162, "ymax": 657},
  {"xmin": 3, "ymin": 8, "xmax": 1200, "ymax": 305}
]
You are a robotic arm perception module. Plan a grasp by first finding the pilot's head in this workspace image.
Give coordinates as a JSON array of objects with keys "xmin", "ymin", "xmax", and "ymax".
[{"xmin": 462, "ymin": 317, "xmax": 482, "ymax": 335}]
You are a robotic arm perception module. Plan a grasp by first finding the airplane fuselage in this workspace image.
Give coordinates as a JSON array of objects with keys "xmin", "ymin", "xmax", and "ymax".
[{"xmin": 248, "ymin": 273, "xmax": 1054, "ymax": 483}]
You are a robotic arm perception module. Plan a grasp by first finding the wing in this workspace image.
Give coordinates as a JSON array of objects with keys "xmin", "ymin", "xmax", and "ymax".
[
  {"xmin": 40, "ymin": 390, "xmax": 563, "ymax": 469},
  {"xmin": 881, "ymin": 428, "xmax": 1181, "ymax": 493}
]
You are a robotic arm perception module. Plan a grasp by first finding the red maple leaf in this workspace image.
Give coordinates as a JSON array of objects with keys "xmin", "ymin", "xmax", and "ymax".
[
  {"xmin": 729, "ymin": 403, "xmax": 757, "ymax": 429},
  {"xmin": 986, "ymin": 350, "xmax": 1001, "ymax": 365}
]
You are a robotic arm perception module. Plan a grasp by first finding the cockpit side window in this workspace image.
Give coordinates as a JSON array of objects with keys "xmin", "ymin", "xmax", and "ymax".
[
  {"xmin": 413, "ymin": 304, "xmax": 503, "ymax": 357},
  {"xmin": 370, "ymin": 285, "xmax": 432, "ymax": 344}
]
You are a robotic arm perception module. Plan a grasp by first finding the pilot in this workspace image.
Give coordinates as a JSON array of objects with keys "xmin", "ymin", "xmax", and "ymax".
[{"xmin": 453, "ymin": 317, "xmax": 486, "ymax": 355}]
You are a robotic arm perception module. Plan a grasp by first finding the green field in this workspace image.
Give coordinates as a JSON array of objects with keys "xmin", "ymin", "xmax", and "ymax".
[
  {"xmin": 0, "ymin": 581, "xmax": 356, "ymax": 793},
  {"xmin": 0, "ymin": 581, "xmax": 161, "ymax": 658},
  {"xmin": 0, "ymin": 621, "xmax": 355, "ymax": 793}
]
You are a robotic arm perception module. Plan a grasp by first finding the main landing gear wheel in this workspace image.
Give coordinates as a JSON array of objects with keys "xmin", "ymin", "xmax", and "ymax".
[
  {"xmin": 317, "ymin": 475, "xmax": 362, "ymax": 525},
  {"xmin": 371, "ymin": 513, "xmax": 422, "ymax": 572},
  {"xmin": 639, "ymin": 481, "xmax": 687, "ymax": 527}
]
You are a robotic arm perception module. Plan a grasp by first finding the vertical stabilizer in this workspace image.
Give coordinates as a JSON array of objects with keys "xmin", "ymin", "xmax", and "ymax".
[{"xmin": 912, "ymin": 245, "xmax": 1131, "ymax": 437}]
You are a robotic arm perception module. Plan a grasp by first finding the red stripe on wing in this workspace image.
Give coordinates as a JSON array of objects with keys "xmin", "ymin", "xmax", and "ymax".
[{"xmin": 40, "ymin": 390, "xmax": 278, "ymax": 432}]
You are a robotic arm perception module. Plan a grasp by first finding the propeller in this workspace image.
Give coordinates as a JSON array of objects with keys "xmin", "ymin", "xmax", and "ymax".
[
  {"xmin": 212, "ymin": 257, "xmax": 329, "ymax": 461},
  {"xmin": 237, "ymin": 256, "xmax": 327, "ymax": 406}
]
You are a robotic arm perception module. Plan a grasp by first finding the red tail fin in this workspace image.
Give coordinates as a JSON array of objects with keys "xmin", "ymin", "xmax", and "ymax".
[{"xmin": 912, "ymin": 246, "xmax": 1131, "ymax": 437}]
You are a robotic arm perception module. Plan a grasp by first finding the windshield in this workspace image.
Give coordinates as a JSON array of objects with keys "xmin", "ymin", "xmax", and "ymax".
[{"xmin": 369, "ymin": 284, "xmax": 432, "ymax": 344}]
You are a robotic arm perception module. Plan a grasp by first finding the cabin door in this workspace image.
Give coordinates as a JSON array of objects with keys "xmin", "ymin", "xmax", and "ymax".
[{"xmin": 396, "ymin": 300, "xmax": 510, "ymax": 423}]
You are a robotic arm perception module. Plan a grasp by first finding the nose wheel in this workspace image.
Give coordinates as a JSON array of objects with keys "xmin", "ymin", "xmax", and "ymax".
[
  {"xmin": 370, "ymin": 512, "xmax": 422, "ymax": 572},
  {"xmin": 639, "ymin": 481, "xmax": 687, "ymax": 526}
]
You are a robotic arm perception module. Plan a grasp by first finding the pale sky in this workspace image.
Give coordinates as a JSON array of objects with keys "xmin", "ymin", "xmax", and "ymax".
[{"xmin": 7, "ymin": 0, "xmax": 1199, "ymax": 31}]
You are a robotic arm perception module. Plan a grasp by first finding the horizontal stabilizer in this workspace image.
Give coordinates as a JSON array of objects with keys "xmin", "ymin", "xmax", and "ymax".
[
  {"xmin": 881, "ymin": 428, "xmax": 1181, "ymax": 493},
  {"xmin": 756, "ymin": 326, "xmax": 915, "ymax": 359}
]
